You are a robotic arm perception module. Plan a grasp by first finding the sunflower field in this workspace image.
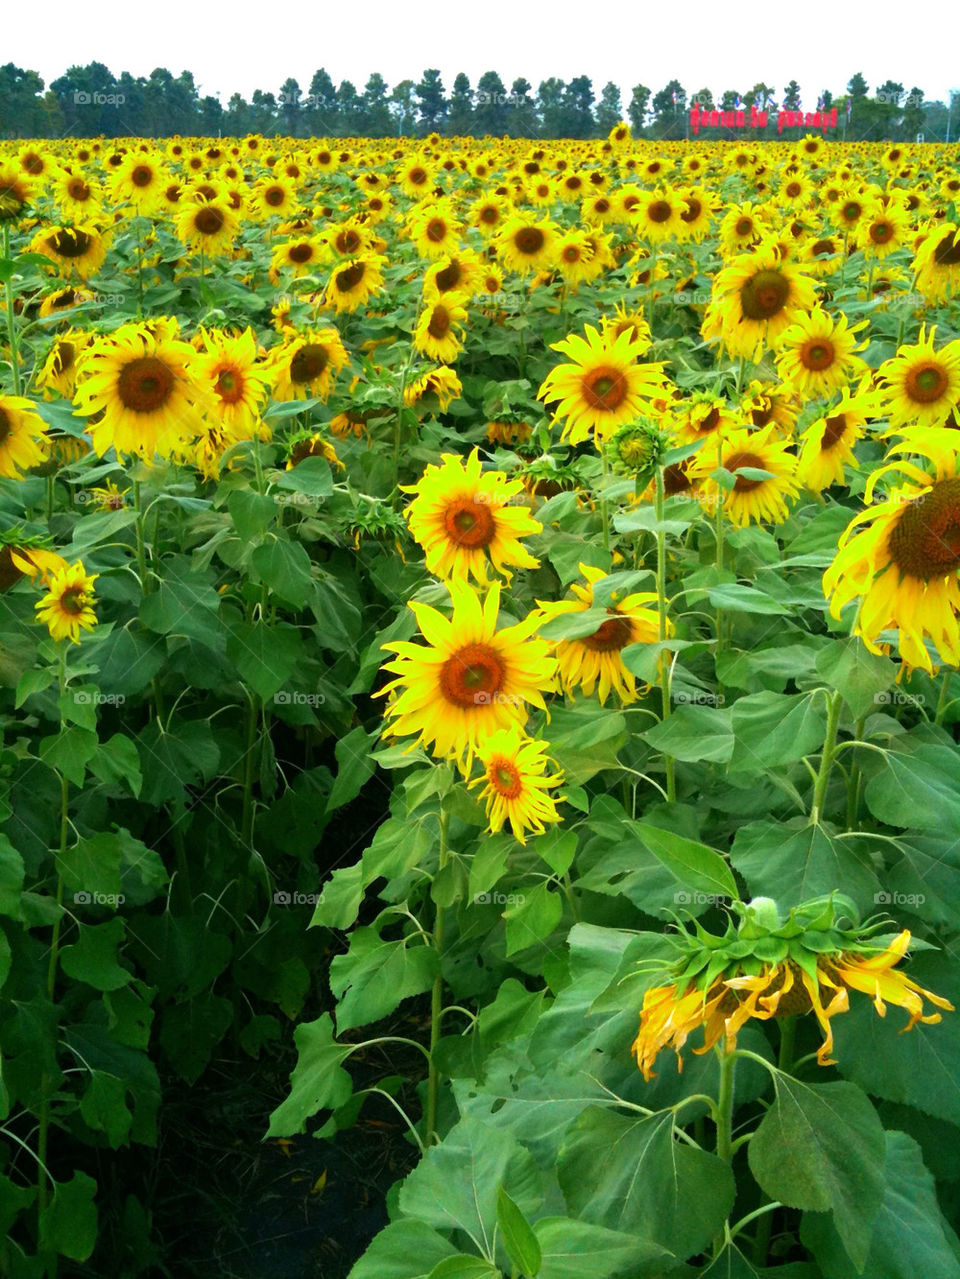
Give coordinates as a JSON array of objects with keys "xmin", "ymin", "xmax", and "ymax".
[{"xmin": 2, "ymin": 129, "xmax": 960, "ymax": 1279}]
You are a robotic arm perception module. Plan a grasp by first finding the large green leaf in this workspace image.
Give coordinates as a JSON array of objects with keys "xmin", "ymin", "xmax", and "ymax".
[
  {"xmin": 347, "ymin": 1221, "xmax": 458, "ymax": 1279},
  {"xmin": 557, "ymin": 1106, "xmax": 735, "ymax": 1259},
  {"xmin": 863, "ymin": 739, "xmax": 960, "ymax": 833},
  {"xmin": 266, "ymin": 1013, "xmax": 353, "ymax": 1137},
  {"xmin": 730, "ymin": 820, "xmax": 880, "ymax": 913},
  {"xmin": 729, "ymin": 691, "xmax": 826, "ymax": 772},
  {"xmin": 330, "ymin": 921, "xmax": 440, "ymax": 1033},
  {"xmin": 497, "ymin": 1184, "xmax": 541, "ymax": 1277},
  {"xmin": 747, "ymin": 1075, "xmax": 885, "ymax": 1272},
  {"xmin": 226, "ymin": 619, "xmax": 303, "ymax": 700},
  {"xmin": 534, "ymin": 1217, "xmax": 672, "ymax": 1279},
  {"xmin": 38, "ymin": 1172, "xmax": 98, "ymax": 1263},
  {"xmin": 642, "ymin": 704, "xmax": 734, "ymax": 763},
  {"xmin": 814, "ymin": 638, "xmax": 896, "ymax": 718},
  {"xmin": 60, "ymin": 920, "xmax": 131, "ymax": 991},
  {"xmin": 251, "ymin": 538, "xmax": 315, "ymax": 607}
]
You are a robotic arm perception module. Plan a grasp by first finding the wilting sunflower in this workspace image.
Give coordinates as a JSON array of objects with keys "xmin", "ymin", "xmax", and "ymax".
[
  {"xmin": 469, "ymin": 727, "xmax": 564, "ymax": 844},
  {"xmin": 878, "ymin": 326, "xmax": 960, "ymax": 430},
  {"xmin": 823, "ymin": 437, "xmax": 960, "ymax": 673},
  {"xmin": 702, "ymin": 244, "xmax": 818, "ymax": 360},
  {"xmin": 0, "ymin": 531, "xmax": 66, "ymax": 590},
  {"xmin": 774, "ymin": 304, "xmax": 869, "ymax": 399},
  {"xmin": 267, "ymin": 328, "xmax": 348, "ymax": 402},
  {"xmin": 38, "ymin": 286, "xmax": 94, "ymax": 319},
  {"xmin": 193, "ymin": 327, "xmax": 271, "ymax": 435},
  {"xmin": 403, "ymin": 448, "xmax": 541, "ymax": 584},
  {"xmin": 631, "ymin": 895, "xmax": 953, "ymax": 1079},
  {"xmin": 377, "ymin": 580, "xmax": 556, "ymax": 771},
  {"xmin": 286, "ymin": 430, "xmax": 343, "ymax": 471},
  {"xmin": 740, "ymin": 379, "xmax": 800, "ymax": 436},
  {"xmin": 176, "ymin": 199, "xmax": 238, "ymax": 256},
  {"xmin": 912, "ymin": 223, "xmax": 960, "ymax": 303},
  {"xmin": 403, "ymin": 366, "xmax": 463, "ymax": 412},
  {"xmin": 0, "ymin": 395, "xmax": 49, "ymax": 478},
  {"xmin": 29, "ymin": 224, "xmax": 107, "ymax": 280},
  {"xmin": 36, "ymin": 329, "xmax": 91, "ymax": 399},
  {"xmin": 538, "ymin": 324, "xmax": 668, "ymax": 447},
  {"xmin": 690, "ymin": 424, "xmax": 800, "ymax": 528},
  {"xmin": 72, "ymin": 320, "xmax": 212, "ymax": 459},
  {"xmin": 34, "ymin": 561, "xmax": 98, "ymax": 644},
  {"xmin": 535, "ymin": 563, "xmax": 664, "ymax": 705},
  {"xmin": 414, "ymin": 298, "xmax": 468, "ymax": 364},
  {"xmin": 496, "ymin": 215, "xmax": 558, "ymax": 275},
  {"xmin": 797, "ymin": 379, "xmax": 880, "ymax": 492},
  {"xmin": 323, "ymin": 254, "xmax": 386, "ymax": 313}
]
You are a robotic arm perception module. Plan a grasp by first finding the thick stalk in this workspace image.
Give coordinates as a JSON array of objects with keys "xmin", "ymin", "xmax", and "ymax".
[
  {"xmin": 809, "ymin": 691, "xmax": 843, "ymax": 825},
  {"xmin": 655, "ymin": 466, "xmax": 676, "ymax": 802},
  {"xmin": 133, "ymin": 480, "xmax": 151, "ymax": 595},
  {"xmin": 845, "ymin": 715, "xmax": 866, "ymax": 830},
  {"xmin": 3, "ymin": 222, "xmax": 22, "ymax": 395},
  {"xmin": 425, "ymin": 808, "xmax": 450, "ymax": 1144},
  {"xmin": 711, "ymin": 1046, "xmax": 737, "ymax": 1256}
]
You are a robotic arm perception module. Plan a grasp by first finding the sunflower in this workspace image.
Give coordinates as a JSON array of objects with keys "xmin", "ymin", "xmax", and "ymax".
[
  {"xmin": 856, "ymin": 201, "xmax": 911, "ymax": 259},
  {"xmin": 797, "ymin": 379, "xmax": 880, "ymax": 492},
  {"xmin": 54, "ymin": 169, "xmax": 101, "ymax": 220},
  {"xmin": 718, "ymin": 203, "xmax": 769, "ymax": 256},
  {"xmin": 193, "ymin": 327, "xmax": 271, "ymax": 435},
  {"xmin": 414, "ymin": 298, "xmax": 468, "ymax": 365},
  {"xmin": 740, "ymin": 379, "xmax": 800, "ymax": 436},
  {"xmin": 403, "ymin": 449, "xmax": 541, "ymax": 584},
  {"xmin": 671, "ymin": 394, "xmax": 737, "ymax": 447},
  {"xmin": 36, "ymin": 329, "xmax": 91, "ymax": 399},
  {"xmin": 632, "ymin": 897, "xmax": 953, "ymax": 1080},
  {"xmin": 267, "ymin": 328, "xmax": 348, "ymax": 402},
  {"xmin": 324, "ymin": 219, "xmax": 373, "ymax": 259},
  {"xmin": 539, "ymin": 324, "xmax": 668, "ymax": 447},
  {"xmin": 823, "ymin": 438, "xmax": 960, "ymax": 673},
  {"xmin": 72, "ymin": 321, "xmax": 212, "ymax": 459},
  {"xmin": 469, "ymin": 195, "xmax": 511, "ymax": 237},
  {"xmin": 29, "ymin": 224, "xmax": 107, "ymax": 280},
  {"xmin": 409, "ymin": 204, "xmax": 463, "ymax": 259},
  {"xmin": 878, "ymin": 327, "xmax": 960, "ymax": 430},
  {"xmin": 0, "ymin": 162, "xmax": 34, "ymax": 221},
  {"xmin": 176, "ymin": 199, "xmax": 238, "ymax": 256},
  {"xmin": 286, "ymin": 431, "xmax": 343, "ymax": 470},
  {"xmin": 268, "ymin": 235, "xmax": 328, "ymax": 283},
  {"xmin": 535, "ymin": 563, "xmax": 663, "ymax": 705},
  {"xmin": 552, "ymin": 230, "xmax": 598, "ymax": 287},
  {"xmin": 581, "ymin": 193, "xmax": 617, "ymax": 226},
  {"xmin": 676, "ymin": 188, "xmax": 713, "ymax": 241},
  {"xmin": 0, "ymin": 395, "xmax": 49, "ymax": 478},
  {"xmin": 702, "ymin": 244, "xmax": 818, "ymax": 360},
  {"xmin": 423, "ymin": 250, "xmax": 482, "ymax": 301},
  {"xmin": 0, "ymin": 533, "xmax": 67, "ymax": 591},
  {"xmin": 398, "ymin": 157, "xmax": 434, "ymax": 199},
  {"xmin": 403, "ymin": 366, "xmax": 463, "ymax": 412},
  {"xmin": 249, "ymin": 175, "xmax": 299, "ymax": 220},
  {"xmin": 600, "ymin": 302, "xmax": 652, "ymax": 352},
  {"xmin": 323, "ymin": 254, "xmax": 386, "ymax": 313},
  {"xmin": 377, "ymin": 580, "xmax": 556, "ymax": 771},
  {"xmin": 689, "ymin": 424, "xmax": 800, "ymax": 528},
  {"xmin": 110, "ymin": 155, "xmax": 166, "ymax": 214},
  {"xmin": 801, "ymin": 233, "xmax": 845, "ymax": 278},
  {"xmin": 633, "ymin": 189, "xmax": 687, "ymax": 243},
  {"xmin": 34, "ymin": 561, "xmax": 98, "ymax": 644},
  {"xmin": 496, "ymin": 215, "xmax": 558, "ymax": 275},
  {"xmin": 913, "ymin": 222, "xmax": 960, "ymax": 303},
  {"xmin": 774, "ymin": 305, "xmax": 869, "ymax": 399},
  {"xmin": 469, "ymin": 728, "xmax": 564, "ymax": 844}
]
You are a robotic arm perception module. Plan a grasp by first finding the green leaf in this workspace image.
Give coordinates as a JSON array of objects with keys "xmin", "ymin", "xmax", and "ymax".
[
  {"xmin": 863, "ymin": 739, "xmax": 960, "ymax": 833},
  {"xmin": 38, "ymin": 727, "xmax": 99, "ymax": 786},
  {"xmin": 0, "ymin": 835, "xmax": 25, "ymax": 920},
  {"xmin": 815, "ymin": 638, "xmax": 896, "ymax": 718},
  {"xmin": 707, "ymin": 583, "xmax": 791, "ymax": 615},
  {"xmin": 227, "ymin": 490, "xmax": 276, "ymax": 541},
  {"xmin": 427, "ymin": 1258, "xmax": 501, "ymax": 1279},
  {"xmin": 311, "ymin": 862, "xmax": 364, "ymax": 930},
  {"xmin": 504, "ymin": 883, "xmax": 563, "ymax": 957},
  {"xmin": 544, "ymin": 704, "xmax": 626, "ymax": 783},
  {"xmin": 730, "ymin": 691, "xmax": 826, "ymax": 771},
  {"xmin": 747, "ymin": 1075, "xmax": 885, "ymax": 1271},
  {"xmin": 38, "ymin": 1172, "xmax": 98, "ymax": 1263},
  {"xmin": 399, "ymin": 1117, "xmax": 541, "ymax": 1256},
  {"xmin": 800, "ymin": 1130, "xmax": 960, "ymax": 1279},
  {"xmin": 226, "ymin": 620, "xmax": 303, "ymax": 700},
  {"xmin": 557, "ymin": 1106, "xmax": 735, "ymax": 1258},
  {"xmin": 88, "ymin": 733, "xmax": 143, "ymax": 797},
  {"xmin": 266, "ymin": 1013, "xmax": 353, "ymax": 1137},
  {"xmin": 330, "ymin": 923, "xmax": 440, "ymax": 1033},
  {"xmin": 14, "ymin": 667, "xmax": 54, "ymax": 708},
  {"xmin": 251, "ymin": 538, "xmax": 315, "ymax": 607},
  {"xmin": 642, "ymin": 704, "xmax": 734, "ymax": 763},
  {"xmin": 58, "ymin": 831, "xmax": 124, "ymax": 898},
  {"xmin": 60, "ymin": 920, "xmax": 131, "ymax": 991},
  {"xmin": 348, "ymin": 1220, "xmax": 458, "ymax": 1279},
  {"xmin": 327, "ymin": 725, "xmax": 379, "ymax": 811},
  {"xmin": 160, "ymin": 993, "xmax": 233, "ymax": 1084},
  {"xmin": 139, "ymin": 564, "xmax": 223, "ymax": 649},
  {"xmin": 534, "ymin": 1217, "xmax": 672, "ymax": 1279},
  {"xmin": 80, "ymin": 1071, "xmax": 133, "ymax": 1147},
  {"xmin": 497, "ymin": 1185, "xmax": 542, "ymax": 1276},
  {"xmin": 730, "ymin": 820, "xmax": 880, "ymax": 914},
  {"xmin": 274, "ymin": 455, "xmax": 333, "ymax": 494}
]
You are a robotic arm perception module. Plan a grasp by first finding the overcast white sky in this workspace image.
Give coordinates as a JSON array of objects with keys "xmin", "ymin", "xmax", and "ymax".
[{"xmin": 7, "ymin": 0, "xmax": 960, "ymax": 109}]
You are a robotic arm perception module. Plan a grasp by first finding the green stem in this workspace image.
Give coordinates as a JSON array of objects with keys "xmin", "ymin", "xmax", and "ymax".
[
  {"xmin": 845, "ymin": 715, "xmax": 866, "ymax": 829},
  {"xmin": 809, "ymin": 690, "xmax": 843, "ymax": 826},
  {"xmin": 600, "ymin": 450, "xmax": 610, "ymax": 551},
  {"xmin": 133, "ymin": 480, "xmax": 151, "ymax": 594},
  {"xmin": 135, "ymin": 217, "xmax": 144, "ymax": 319},
  {"xmin": 935, "ymin": 672, "xmax": 952, "ymax": 725},
  {"xmin": 241, "ymin": 690, "xmax": 259, "ymax": 852},
  {"xmin": 425, "ymin": 807, "xmax": 450, "ymax": 1145},
  {"xmin": 2, "ymin": 222, "xmax": 22, "ymax": 395},
  {"xmin": 712, "ymin": 1046, "xmax": 737, "ymax": 1256},
  {"xmin": 655, "ymin": 466, "xmax": 676, "ymax": 802}
]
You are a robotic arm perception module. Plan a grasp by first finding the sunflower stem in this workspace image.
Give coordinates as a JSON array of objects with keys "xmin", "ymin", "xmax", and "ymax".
[
  {"xmin": 241, "ymin": 687, "xmax": 260, "ymax": 853},
  {"xmin": 935, "ymin": 672, "xmax": 952, "ymax": 725},
  {"xmin": 600, "ymin": 450, "xmax": 610, "ymax": 550},
  {"xmin": 134, "ymin": 216, "xmax": 144, "ymax": 320},
  {"xmin": 425, "ymin": 806, "xmax": 450, "ymax": 1146},
  {"xmin": 2, "ymin": 222, "xmax": 22, "ymax": 396},
  {"xmin": 133, "ymin": 479, "xmax": 151, "ymax": 594},
  {"xmin": 654, "ymin": 465, "xmax": 676, "ymax": 802},
  {"xmin": 711, "ymin": 1045, "xmax": 737, "ymax": 1256},
  {"xmin": 845, "ymin": 715, "xmax": 866, "ymax": 829},
  {"xmin": 714, "ymin": 434, "xmax": 725, "ymax": 651},
  {"xmin": 809, "ymin": 690, "xmax": 843, "ymax": 826}
]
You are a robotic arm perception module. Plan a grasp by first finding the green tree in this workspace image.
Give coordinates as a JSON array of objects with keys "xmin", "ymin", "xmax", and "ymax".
[
  {"xmin": 902, "ymin": 87, "xmax": 925, "ymax": 139},
  {"xmin": 0, "ymin": 63, "xmax": 47, "ymax": 137},
  {"xmin": 596, "ymin": 81, "xmax": 622, "ymax": 135},
  {"xmin": 627, "ymin": 84, "xmax": 651, "ymax": 135},
  {"xmin": 306, "ymin": 68, "xmax": 339, "ymax": 135},
  {"xmin": 474, "ymin": 71, "xmax": 509, "ymax": 136},
  {"xmin": 537, "ymin": 78, "xmax": 566, "ymax": 137},
  {"xmin": 447, "ymin": 73, "xmax": 473, "ymax": 135},
  {"xmin": 415, "ymin": 69, "xmax": 447, "ymax": 132},
  {"xmin": 279, "ymin": 78, "xmax": 302, "ymax": 135},
  {"xmin": 337, "ymin": 81, "xmax": 362, "ymax": 136},
  {"xmin": 692, "ymin": 87, "xmax": 714, "ymax": 111},
  {"xmin": 651, "ymin": 80, "xmax": 686, "ymax": 139},
  {"xmin": 362, "ymin": 74, "xmax": 393, "ymax": 137},
  {"xmin": 390, "ymin": 80, "xmax": 416, "ymax": 136},
  {"xmin": 562, "ymin": 75, "xmax": 595, "ymax": 138},
  {"xmin": 508, "ymin": 78, "xmax": 538, "ymax": 137},
  {"xmin": 783, "ymin": 80, "xmax": 802, "ymax": 109}
]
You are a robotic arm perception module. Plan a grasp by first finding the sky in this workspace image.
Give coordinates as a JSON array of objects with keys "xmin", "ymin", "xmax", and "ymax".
[{"xmin": 6, "ymin": 0, "xmax": 960, "ymax": 112}]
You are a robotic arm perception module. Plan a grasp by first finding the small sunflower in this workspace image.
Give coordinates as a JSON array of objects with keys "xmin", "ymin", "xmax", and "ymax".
[
  {"xmin": 469, "ymin": 728, "xmax": 564, "ymax": 844},
  {"xmin": 403, "ymin": 449, "xmax": 541, "ymax": 584},
  {"xmin": 797, "ymin": 379, "xmax": 880, "ymax": 492},
  {"xmin": 775, "ymin": 304, "xmax": 869, "ymax": 399},
  {"xmin": 689, "ymin": 424, "xmax": 800, "ymax": 528},
  {"xmin": 403, "ymin": 366, "xmax": 463, "ymax": 412},
  {"xmin": 878, "ymin": 327, "xmax": 960, "ymax": 430},
  {"xmin": 323, "ymin": 254, "xmax": 386, "ymax": 313},
  {"xmin": 0, "ymin": 395, "xmax": 50, "ymax": 478},
  {"xmin": 912, "ymin": 222, "xmax": 960, "ymax": 303},
  {"xmin": 496, "ymin": 215, "xmax": 558, "ymax": 275},
  {"xmin": 414, "ymin": 298, "xmax": 468, "ymax": 364},
  {"xmin": 176, "ymin": 199, "xmax": 239, "ymax": 256},
  {"xmin": 193, "ymin": 327, "xmax": 271, "ymax": 434},
  {"xmin": 267, "ymin": 328, "xmax": 348, "ymax": 402},
  {"xmin": 36, "ymin": 330, "xmax": 91, "ymax": 399},
  {"xmin": 34, "ymin": 561, "xmax": 98, "ymax": 644}
]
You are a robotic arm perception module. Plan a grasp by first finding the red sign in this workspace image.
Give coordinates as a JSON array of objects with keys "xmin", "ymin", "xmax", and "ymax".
[{"xmin": 688, "ymin": 104, "xmax": 838, "ymax": 134}]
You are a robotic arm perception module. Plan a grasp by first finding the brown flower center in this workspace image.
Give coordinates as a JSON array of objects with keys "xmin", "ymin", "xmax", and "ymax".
[
  {"xmin": 581, "ymin": 609, "xmax": 634, "ymax": 653},
  {"xmin": 67, "ymin": 178, "xmax": 91, "ymax": 201},
  {"xmin": 821, "ymin": 413, "xmax": 847, "ymax": 449},
  {"xmin": 442, "ymin": 497, "xmax": 495, "ymax": 548},
  {"xmin": 514, "ymin": 227, "xmax": 545, "ymax": 255},
  {"xmin": 288, "ymin": 243, "xmax": 314, "ymax": 264},
  {"xmin": 488, "ymin": 756, "xmax": 523, "ymax": 798},
  {"xmin": 934, "ymin": 230, "xmax": 960, "ymax": 266},
  {"xmin": 740, "ymin": 270, "xmax": 789, "ymax": 320},
  {"xmin": 52, "ymin": 341, "xmax": 75, "ymax": 375},
  {"xmin": 663, "ymin": 462, "xmax": 692, "ymax": 495},
  {"xmin": 427, "ymin": 305, "xmax": 451, "ymax": 338},
  {"xmin": 290, "ymin": 344, "xmax": 329, "ymax": 383},
  {"xmin": 696, "ymin": 407, "xmax": 721, "ymax": 434},
  {"xmin": 800, "ymin": 339, "xmax": 835, "ymax": 372},
  {"xmin": 193, "ymin": 206, "xmax": 225, "ymax": 235},
  {"xmin": 681, "ymin": 198, "xmax": 702, "ymax": 223},
  {"xmin": 647, "ymin": 200, "xmax": 671, "ymax": 224},
  {"xmin": 336, "ymin": 228, "xmax": 362, "ymax": 253},
  {"xmin": 434, "ymin": 261, "xmax": 462, "ymax": 291},
  {"xmin": 725, "ymin": 450, "xmax": 767, "ymax": 492},
  {"xmin": 264, "ymin": 186, "xmax": 285, "ymax": 207},
  {"xmin": 582, "ymin": 365, "xmax": 627, "ymax": 412},
  {"xmin": 117, "ymin": 356, "xmax": 175, "ymax": 413},
  {"xmin": 870, "ymin": 221, "xmax": 893, "ymax": 243},
  {"xmin": 0, "ymin": 405, "xmax": 10, "ymax": 443},
  {"xmin": 811, "ymin": 238, "xmax": 836, "ymax": 257},
  {"xmin": 49, "ymin": 229, "xmax": 93, "ymax": 257},
  {"xmin": 904, "ymin": 362, "xmax": 949, "ymax": 404},
  {"xmin": 336, "ymin": 262, "xmax": 366, "ymax": 292},
  {"xmin": 439, "ymin": 642, "xmax": 506, "ymax": 708},
  {"xmin": 215, "ymin": 366, "xmax": 244, "ymax": 404},
  {"xmin": 889, "ymin": 478, "xmax": 960, "ymax": 580},
  {"xmin": 131, "ymin": 165, "xmax": 153, "ymax": 187}
]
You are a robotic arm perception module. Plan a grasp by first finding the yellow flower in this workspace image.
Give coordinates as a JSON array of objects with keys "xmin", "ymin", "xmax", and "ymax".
[
  {"xmin": 267, "ymin": 329, "xmax": 348, "ymax": 402},
  {"xmin": 414, "ymin": 298, "xmax": 468, "ymax": 364},
  {"xmin": 702, "ymin": 243, "xmax": 818, "ymax": 360},
  {"xmin": 323, "ymin": 254, "xmax": 386, "ymax": 313},
  {"xmin": 797, "ymin": 379, "xmax": 880, "ymax": 493},
  {"xmin": 689, "ymin": 425, "xmax": 800, "ymax": 528},
  {"xmin": 34, "ymin": 561, "xmax": 98, "ymax": 644},
  {"xmin": 403, "ymin": 449, "xmax": 541, "ymax": 584},
  {"xmin": 0, "ymin": 395, "xmax": 49, "ymax": 478},
  {"xmin": 403, "ymin": 366, "xmax": 463, "ymax": 412},
  {"xmin": 775, "ymin": 305, "xmax": 869, "ymax": 399},
  {"xmin": 29, "ymin": 224, "xmax": 108, "ymax": 279},
  {"xmin": 469, "ymin": 728, "xmax": 564, "ymax": 844},
  {"xmin": 878, "ymin": 326, "xmax": 960, "ymax": 430}
]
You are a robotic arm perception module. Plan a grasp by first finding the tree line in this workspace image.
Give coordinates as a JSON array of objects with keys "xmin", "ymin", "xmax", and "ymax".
[{"xmin": 1, "ymin": 62, "xmax": 958, "ymax": 142}]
